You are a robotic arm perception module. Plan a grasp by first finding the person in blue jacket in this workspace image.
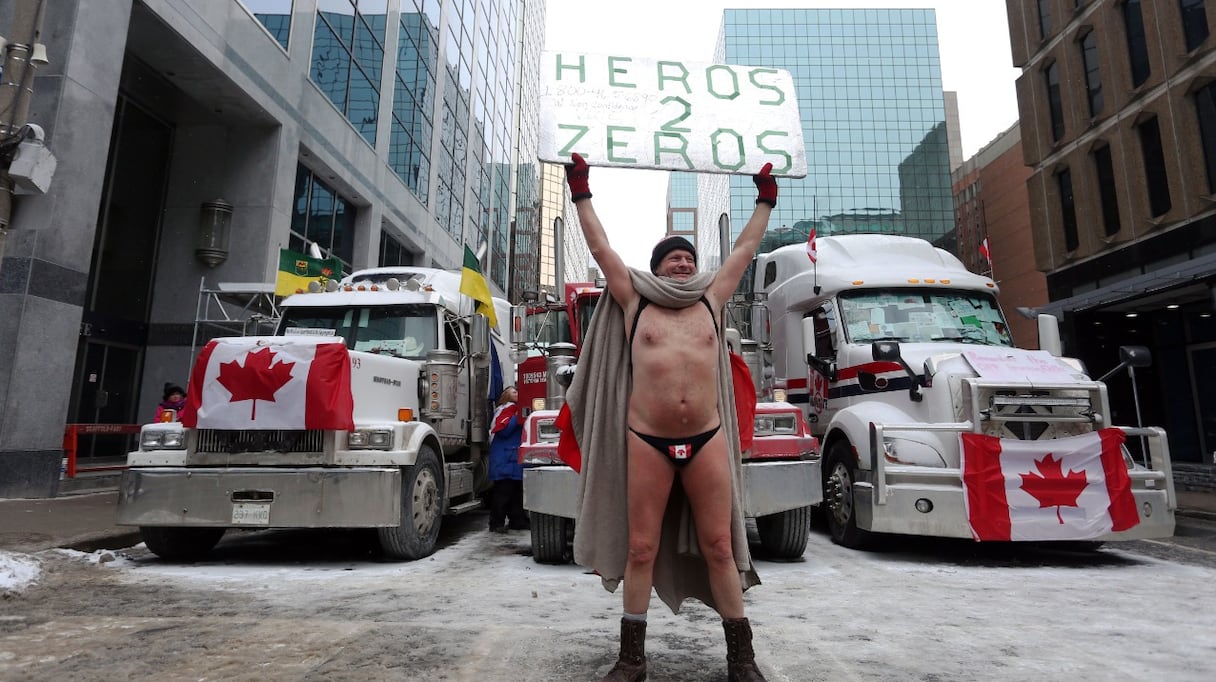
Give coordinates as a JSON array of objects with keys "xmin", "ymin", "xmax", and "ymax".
[{"xmin": 488, "ymin": 386, "xmax": 528, "ymax": 533}]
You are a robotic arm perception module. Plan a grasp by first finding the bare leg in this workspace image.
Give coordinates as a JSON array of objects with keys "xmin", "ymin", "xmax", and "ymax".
[
  {"xmin": 623, "ymin": 431, "xmax": 676, "ymax": 615},
  {"xmin": 680, "ymin": 431, "xmax": 746, "ymax": 619}
]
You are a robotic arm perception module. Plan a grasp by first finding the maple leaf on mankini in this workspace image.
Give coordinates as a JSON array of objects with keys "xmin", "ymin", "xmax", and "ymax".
[
  {"xmin": 1019, "ymin": 453, "xmax": 1088, "ymax": 524},
  {"xmin": 217, "ymin": 347, "xmax": 295, "ymax": 420}
]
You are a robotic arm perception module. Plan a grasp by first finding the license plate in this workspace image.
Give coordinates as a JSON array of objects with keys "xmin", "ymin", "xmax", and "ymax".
[{"xmin": 231, "ymin": 502, "xmax": 271, "ymax": 525}]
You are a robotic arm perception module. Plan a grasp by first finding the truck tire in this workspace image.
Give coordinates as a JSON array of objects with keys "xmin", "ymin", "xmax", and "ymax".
[
  {"xmin": 823, "ymin": 440, "xmax": 875, "ymax": 550},
  {"xmin": 756, "ymin": 506, "xmax": 812, "ymax": 559},
  {"xmin": 378, "ymin": 444, "xmax": 444, "ymax": 560},
  {"xmin": 139, "ymin": 526, "xmax": 225, "ymax": 562},
  {"xmin": 530, "ymin": 512, "xmax": 572, "ymax": 564}
]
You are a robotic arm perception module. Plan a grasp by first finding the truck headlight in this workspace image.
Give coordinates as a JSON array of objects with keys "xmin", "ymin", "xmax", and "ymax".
[
  {"xmin": 521, "ymin": 448, "xmax": 563, "ymax": 466},
  {"xmin": 754, "ymin": 415, "xmax": 797, "ymax": 436},
  {"xmin": 348, "ymin": 428, "xmax": 394, "ymax": 449},
  {"xmin": 141, "ymin": 429, "xmax": 186, "ymax": 450},
  {"xmin": 535, "ymin": 418, "xmax": 560, "ymax": 442}
]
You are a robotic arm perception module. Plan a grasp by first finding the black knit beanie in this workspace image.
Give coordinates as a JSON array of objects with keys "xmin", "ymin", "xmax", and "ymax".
[
  {"xmin": 650, "ymin": 236, "xmax": 697, "ymax": 274},
  {"xmin": 163, "ymin": 382, "xmax": 185, "ymax": 401}
]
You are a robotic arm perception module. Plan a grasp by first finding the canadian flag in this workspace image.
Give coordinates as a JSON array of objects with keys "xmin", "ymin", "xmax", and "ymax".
[
  {"xmin": 492, "ymin": 402, "xmax": 518, "ymax": 433},
  {"xmin": 179, "ymin": 336, "xmax": 354, "ymax": 430},
  {"xmin": 806, "ymin": 226, "xmax": 818, "ymax": 263},
  {"xmin": 960, "ymin": 429, "xmax": 1139, "ymax": 541},
  {"xmin": 979, "ymin": 237, "xmax": 991, "ymax": 264}
]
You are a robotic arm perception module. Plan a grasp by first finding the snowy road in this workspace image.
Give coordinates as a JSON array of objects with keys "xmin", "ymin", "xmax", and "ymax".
[{"xmin": 2, "ymin": 515, "xmax": 1215, "ymax": 681}]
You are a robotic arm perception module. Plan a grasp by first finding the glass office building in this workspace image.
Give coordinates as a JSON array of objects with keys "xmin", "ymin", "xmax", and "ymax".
[{"xmin": 707, "ymin": 8, "xmax": 955, "ymax": 250}]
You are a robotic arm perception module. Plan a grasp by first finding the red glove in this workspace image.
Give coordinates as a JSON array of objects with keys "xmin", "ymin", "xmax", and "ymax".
[
  {"xmin": 753, "ymin": 162, "xmax": 777, "ymax": 208},
  {"xmin": 565, "ymin": 153, "xmax": 592, "ymax": 202}
]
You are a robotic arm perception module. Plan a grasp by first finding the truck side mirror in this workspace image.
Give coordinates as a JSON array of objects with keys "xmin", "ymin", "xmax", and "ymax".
[
  {"xmin": 1119, "ymin": 345, "xmax": 1151, "ymax": 368},
  {"xmin": 871, "ymin": 341, "xmax": 923, "ymax": 402},
  {"xmin": 470, "ymin": 314, "xmax": 490, "ymax": 359},
  {"xmin": 509, "ymin": 304, "xmax": 527, "ymax": 345},
  {"xmin": 752, "ymin": 303, "xmax": 771, "ymax": 346},
  {"xmin": 801, "ymin": 316, "xmax": 837, "ymax": 381},
  {"xmin": 1037, "ymin": 313, "xmax": 1062, "ymax": 356}
]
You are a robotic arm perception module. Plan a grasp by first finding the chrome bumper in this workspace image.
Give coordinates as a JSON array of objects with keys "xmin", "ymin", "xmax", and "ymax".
[{"xmin": 116, "ymin": 467, "xmax": 401, "ymax": 528}]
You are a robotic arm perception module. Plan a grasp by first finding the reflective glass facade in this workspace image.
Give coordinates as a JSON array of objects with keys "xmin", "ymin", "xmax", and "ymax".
[
  {"xmin": 243, "ymin": 0, "xmax": 293, "ymax": 49},
  {"xmin": 307, "ymin": 0, "xmax": 535, "ymax": 292},
  {"xmin": 715, "ymin": 8, "xmax": 954, "ymax": 247}
]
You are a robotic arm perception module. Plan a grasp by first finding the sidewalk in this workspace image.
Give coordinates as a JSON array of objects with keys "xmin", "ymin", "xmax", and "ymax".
[{"xmin": 2, "ymin": 475, "xmax": 1214, "ymax": 555}]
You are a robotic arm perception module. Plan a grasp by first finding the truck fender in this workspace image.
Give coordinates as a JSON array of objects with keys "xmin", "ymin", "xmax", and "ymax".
[
  {"xmin": 822, "ymin": 402, "xmax": 949, "ymax": 471},
  {"xmin": 401, "ymin": 422, "xmax": 443, "ymax": 466}
]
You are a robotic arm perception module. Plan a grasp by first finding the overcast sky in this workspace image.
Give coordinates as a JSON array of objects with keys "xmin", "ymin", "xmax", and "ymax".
[{"xmin": 543, "ymin": 0, "xmax": 1022, "ymax": 270}]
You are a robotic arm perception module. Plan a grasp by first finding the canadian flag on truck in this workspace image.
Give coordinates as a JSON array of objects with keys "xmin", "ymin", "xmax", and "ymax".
[
  {"xmin": 960, "ymin": 429, "xmax": 1139, "ymax": 541},
  {"xmin": 179, "ymin": 336, "xmax": 354, "ymax": 430}
]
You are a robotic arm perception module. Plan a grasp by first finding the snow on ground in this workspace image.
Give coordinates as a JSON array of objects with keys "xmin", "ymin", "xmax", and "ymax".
[
  {"xmin": 4, "ymin": 524, "xmax": 1215, "ymax": 680},
  {"xmin": 0, "ymin": 552, "xmax": 40, "ymax": 594}
]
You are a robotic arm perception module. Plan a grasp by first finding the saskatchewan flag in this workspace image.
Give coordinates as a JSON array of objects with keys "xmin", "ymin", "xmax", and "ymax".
[
  {"xmin": 275, "ymin": 249, "xmax": 342, "ymax": 296},
  {"xmin": 459, "ymin": 245, "xmax": 498, "ymax": 327}
]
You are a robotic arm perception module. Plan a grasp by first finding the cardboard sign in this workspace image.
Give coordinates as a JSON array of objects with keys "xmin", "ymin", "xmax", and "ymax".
[
  {"xmin": 962, "ymin": 348, "xmax": 1089, "ymax": 385},
  {"xmin": 539, "ymin": 51, "xmax": 808, "ymax": 177}
]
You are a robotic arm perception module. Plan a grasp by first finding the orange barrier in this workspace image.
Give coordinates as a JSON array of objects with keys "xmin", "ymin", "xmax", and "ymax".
[{"xmin": 62, "ymin": 423, "xmax": 141, "ymax": 477}]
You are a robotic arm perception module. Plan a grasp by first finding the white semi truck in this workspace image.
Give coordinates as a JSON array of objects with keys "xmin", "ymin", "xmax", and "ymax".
[
  {"xmin": 748, "ymin": 234, "xmax": 1176, "ymax": 548},
  {"xmin": 117, "ymin": 267, "xmax": 512, "ymax": 561}
]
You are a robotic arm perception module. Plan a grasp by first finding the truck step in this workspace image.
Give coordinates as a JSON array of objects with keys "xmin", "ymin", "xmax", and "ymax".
[{"xmin": 447, "ymin": 499, "xmax": 484, "ymax": 515}]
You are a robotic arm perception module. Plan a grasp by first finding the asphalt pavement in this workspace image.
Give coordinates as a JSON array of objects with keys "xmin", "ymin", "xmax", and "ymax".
[{"xmin": 2, "ymin": 470, "xmax": 1214, "ymax": 555}]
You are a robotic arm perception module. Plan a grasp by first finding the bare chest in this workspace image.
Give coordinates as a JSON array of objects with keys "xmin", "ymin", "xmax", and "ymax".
[{"xmin": 631, "ymin": 303, "xmax": 718, "ymax": 350}]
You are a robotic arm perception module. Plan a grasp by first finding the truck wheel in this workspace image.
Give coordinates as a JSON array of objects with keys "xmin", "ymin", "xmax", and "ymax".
[
  {"xmin": 530, "ymin": 512, "xmax": 572, "ymax": 564},
  {"xmin": 756, "ymin": 506, "xmax": 812, "ymax": 559},
  {"xmin": 378, "ymin": 444, "xmax": 443, "ymax": 560},
  {"xmin": 139, "ymin": 527, "xmax": 225, "ymax": 562},
  {"xmin": 823, "ymin": 441, "xmax": 874, "ymax": 550}
]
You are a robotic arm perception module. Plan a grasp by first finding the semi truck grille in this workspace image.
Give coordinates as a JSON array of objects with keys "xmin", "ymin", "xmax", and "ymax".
[{"xmin": 196, "ymin": 429, "xmax": 325, "ymax": 454}]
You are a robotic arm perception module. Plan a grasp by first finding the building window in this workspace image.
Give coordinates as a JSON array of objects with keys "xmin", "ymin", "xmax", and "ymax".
[
  {"xmin": 1123, "ymin": 0, "xmax": 1151, "ymax": 87},
  {"xmin": 1092, "ymin": 145, "xmax": 1121, "ymax": 236},
  {"xmin": 1057, "ymin": 168, "xmax": 1079, "ymax": 252},
  {"xmin": 1037, "ymin": 0, "xmax": 1053, "ymax": 40},
  {"xmin": 390, "ymin": 10, "xmax": 437, "ymax": 205},
  {"xmin": 379, "ymin": 231, "xmax": 412, "ymax": 266},
  {"xmin": 1180, "ymin": 0, "xmax": 1210, "ymax": 51},
  {"xmin": 1045, "ymin": 61, "xmax": 1065, "ymax": 142},
  {"xmin": 310, "ymin": 1, "xmax": 386, "ymax": 145},
  {"xmin": 243, "ymin": 0, "xmax": 293, "ymax": 49},
  {"xmin": 1080, "ymin": 31, "xmax": 1103, "ymax": 117},
  {"xmin": 1137, "ymin": 117, "xmax": 1172, "ymax": 217},
  {"xmin": 1194, "ymin": 81, "xmax": 1216, "ymax": 194},
  {"xmin": 291, "ymin": 164, "xmax": 356, "ymax": 271}
]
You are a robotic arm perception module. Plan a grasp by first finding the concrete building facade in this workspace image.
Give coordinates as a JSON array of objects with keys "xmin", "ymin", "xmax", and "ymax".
[
  {"xmin": 1007, "ymin": 0, "xmax": 1216, "ymax": 464},
  {"xmin": 0, "ymin": 0, "xmax": 553, "ymax": 497}
]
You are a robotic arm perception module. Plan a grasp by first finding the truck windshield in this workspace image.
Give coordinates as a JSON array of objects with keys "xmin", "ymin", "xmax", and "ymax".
[
  {"xmin": 524, "ymin": 308, "xmax": 572, "ymax": 351},
  {"xmin": 838, "ymin": 289, "xmax": 1013, "ymax": 347},
  {"xmin": 278, "ymin": 305, "xmax": 439, "ymax": 358}
]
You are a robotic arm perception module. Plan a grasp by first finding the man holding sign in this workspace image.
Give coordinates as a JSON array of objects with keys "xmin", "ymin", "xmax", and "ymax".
[{"xmin": 560, "ymin": 152, "xmax": 775, "ymax": 682}]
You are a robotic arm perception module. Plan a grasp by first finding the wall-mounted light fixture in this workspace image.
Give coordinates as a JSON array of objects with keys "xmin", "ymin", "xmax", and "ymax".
[{"xmin": 195, "ymin": 199, "xmax": 234, "ymax": 267}]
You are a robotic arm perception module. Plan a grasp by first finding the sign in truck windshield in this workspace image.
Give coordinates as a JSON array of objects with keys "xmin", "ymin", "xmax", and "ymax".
[
  {"xmin": 540, "ymin": 51, "xmax": 807, "ymax": 176},
  {"xmin": 280, "ymin": 305, "xmax": 438, "ymax": 358},
  {"xmin": 838, "ymin": 290, "xmax": 1013, "ymax": 347}
]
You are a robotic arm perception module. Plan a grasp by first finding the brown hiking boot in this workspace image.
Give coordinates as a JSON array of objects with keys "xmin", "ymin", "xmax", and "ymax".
[
  {"xmin": 601, "ymin": 617, "xmax": 647, "ymax": 681},
  {"xmin": 723, "ymin": 617, "xmax": 766, "ymax": 682}
]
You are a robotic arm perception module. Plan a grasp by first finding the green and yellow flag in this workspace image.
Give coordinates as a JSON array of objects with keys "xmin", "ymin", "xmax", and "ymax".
[
  {"xmin": 459, "ymin": 245, "xmax": 498, "ymax": 327},
  {"xmin": 275, "ymin": 249, "xmax": 342, "ymax": 296}
]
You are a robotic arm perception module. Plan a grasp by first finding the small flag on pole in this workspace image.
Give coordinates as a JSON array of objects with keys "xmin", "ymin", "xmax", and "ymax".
[
  {"xmin": 806, "ymin": 226, "xmax": 818, "ymax": 263},
  {"xmin": 460, "ymin": 245, "xmax": 499, "ymax": 327},
  {"xmin": 979, "ymin": 237, "xmax": 992, "ymax": 265}
]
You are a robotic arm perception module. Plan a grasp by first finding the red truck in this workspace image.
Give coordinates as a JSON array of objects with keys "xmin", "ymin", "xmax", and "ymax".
[{"xmin": 510, "ymin": 284, "xmax": 821, "ymax": 563}]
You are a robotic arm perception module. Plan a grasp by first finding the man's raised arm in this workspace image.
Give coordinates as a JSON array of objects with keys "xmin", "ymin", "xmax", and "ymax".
[
  {"xmin": 565, "ymin": 153, "xmax": 635, "ymax": 306},
  {"xmin": 709, "ymin": 163, "xmax": 777, "ymax": 303}
]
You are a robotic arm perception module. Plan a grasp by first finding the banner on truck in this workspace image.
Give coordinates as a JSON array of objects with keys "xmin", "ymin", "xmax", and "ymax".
[{"xmin": 539, "ymin": 51, "xmax": 807, "ymax": 177}]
